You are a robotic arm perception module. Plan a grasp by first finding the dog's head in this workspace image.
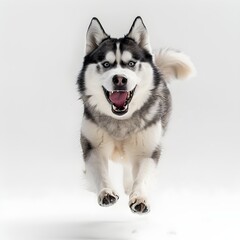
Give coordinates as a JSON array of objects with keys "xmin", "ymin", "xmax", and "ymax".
[
  {"xmin": 79, "ymin": 17, "xmax": 155, "ymax": 119},
  {"xmin": 79, "ymin": 17, "xmax": 195, "ymax": 119}
]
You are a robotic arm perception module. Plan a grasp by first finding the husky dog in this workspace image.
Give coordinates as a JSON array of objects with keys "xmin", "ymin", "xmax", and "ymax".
[{"xmin": 77, "ymin": 17, "xmax": 195, "ymax": 214}]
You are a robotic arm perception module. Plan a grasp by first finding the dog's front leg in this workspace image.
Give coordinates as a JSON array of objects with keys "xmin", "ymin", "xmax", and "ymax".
[
  {"xmin": 126, "ymin": 123, "xmax": 162, "ymax": 214},
  {"xmin": 85, "ymin": 150, "xmax": 119, "ymax": 207},
  {"xmin": 129, "ymin": 157, "xmax": 156, "ymax": 214}
]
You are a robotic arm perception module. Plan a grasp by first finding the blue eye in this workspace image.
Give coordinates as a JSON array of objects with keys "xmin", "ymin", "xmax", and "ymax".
[
  {"xmin": 128, "ymin": 61, "xmax": 136, "ymax": 67},
  {"xmin": 102, "ymin": 61, "xmax": 110, "ymax": 68}
]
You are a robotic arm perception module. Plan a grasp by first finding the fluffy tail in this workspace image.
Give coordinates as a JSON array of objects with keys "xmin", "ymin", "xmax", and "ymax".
[{"xmin": 154, "ymin": 49, "xmax": 196, "ymax": 81}]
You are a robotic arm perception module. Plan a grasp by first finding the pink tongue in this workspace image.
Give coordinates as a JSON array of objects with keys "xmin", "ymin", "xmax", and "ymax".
[{"xmin": 109, "ymin": 91, "xmax": 128, "ymax": 108}]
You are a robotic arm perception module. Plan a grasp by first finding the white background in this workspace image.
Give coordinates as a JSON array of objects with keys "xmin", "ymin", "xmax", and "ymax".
[{"xmin": 0, "ymin": 0, "xmax": 240, "ymax": 239}]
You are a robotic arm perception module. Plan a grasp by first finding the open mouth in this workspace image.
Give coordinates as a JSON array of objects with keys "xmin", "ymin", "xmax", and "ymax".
[{"xmin": 102, "ymin": 87, "xmax": 136, "ymax": 116}]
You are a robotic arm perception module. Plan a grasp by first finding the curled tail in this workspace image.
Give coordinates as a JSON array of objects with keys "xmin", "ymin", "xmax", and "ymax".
[{"xmin": 154, "ymin": 49, "xmax": 196, "ymax": 82}]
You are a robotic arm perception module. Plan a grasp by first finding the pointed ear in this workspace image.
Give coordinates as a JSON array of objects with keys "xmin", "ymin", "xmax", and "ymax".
[
  {"xmin": 126, "ymin": 16, "xmax": 151, "ymax": 52},
  {"xmin": 86, "ymin": 17, "xmax": 109, "ymax": 54}
]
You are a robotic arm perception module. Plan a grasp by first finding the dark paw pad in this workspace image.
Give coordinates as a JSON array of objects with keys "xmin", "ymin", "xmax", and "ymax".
[
  {"xmin": 129, "ymin": 198, "xmax": 150, "ymax": 214},
  {"xmin": 134, "ymin": 203, "xmax": 149, "ymax": 213},
  {"xmin": 102, "ymin": 194, "xmax": 118, "ymax": 205},
  {"xmin": 98, "ymin": 190, "xmax": 119, "ymax": 207}
]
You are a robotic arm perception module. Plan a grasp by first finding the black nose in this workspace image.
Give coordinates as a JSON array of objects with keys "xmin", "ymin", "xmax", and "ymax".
[{"xmin": 112, "ymin": 75, "xmax": 128, "ymax": 87}]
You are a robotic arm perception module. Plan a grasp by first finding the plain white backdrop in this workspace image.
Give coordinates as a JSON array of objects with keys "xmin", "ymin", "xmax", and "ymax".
[{"xmin": 0, "ymin": 0, "xmax": 240, "ymax": 239}]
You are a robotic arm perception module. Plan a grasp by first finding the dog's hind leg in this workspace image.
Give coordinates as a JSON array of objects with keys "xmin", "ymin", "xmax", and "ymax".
[
  {"xmin": 123, "ymin": 164, "xmax": 133, "ymax": 195},
  {"xmin": 85, "ymin": 150, "xmax": 119, "ymax": 207}
]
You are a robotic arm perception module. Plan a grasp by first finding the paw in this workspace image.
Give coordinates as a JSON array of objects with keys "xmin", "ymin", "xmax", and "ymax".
[
  {"xmin": 98, "ymin": 188, "xmax": 119, "ymax": 207},
  {"xmin": 129, "ymin": 195, "xmax": 150, "ymax": 214}
]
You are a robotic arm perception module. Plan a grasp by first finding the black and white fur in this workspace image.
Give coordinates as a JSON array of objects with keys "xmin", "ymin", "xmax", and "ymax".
[{"xmin": 77, "ymin": 17, "xmax": 195, "ymax": 214}]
